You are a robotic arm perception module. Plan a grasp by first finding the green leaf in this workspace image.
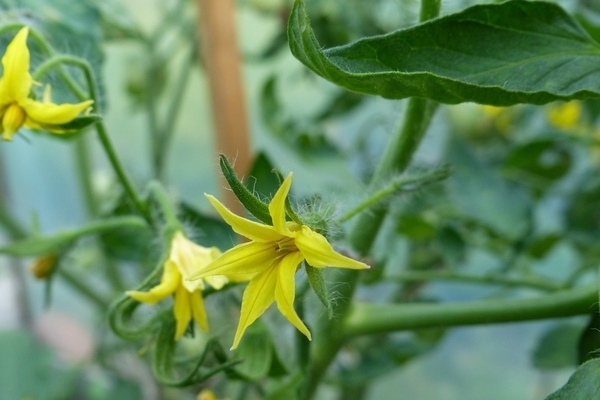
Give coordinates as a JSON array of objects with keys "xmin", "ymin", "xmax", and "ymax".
[
  {"xmin": 545, "ymin": 358, "xmax": 600, "ymax": 399},
  {"xmin": 578, "ymin": 313, "xmax": 600, "ymax": 364},
  {"xmin": 233, "ymin": 320, "xmax": 288, "ymax": 381},
  {"xmin": 503, "ymin": 139, "xmax": 572, "ymax": 191},
  {"xmin": 397, "ymin": 215, "xmax": 436, "ymax": 240},
  {"xmin": 533, "ymin": 323, "xmax": 581, "ymax": 370},
  {"xmin": 527, "ymin": 234, "xmax": 562, "ymax": 259},
  {"xmin": 264, "ymin": 372, "xmax": 303, "ymax": 400},
  {"xmin": 288, "ymin": 0, "xmax": 600, "ymax": 106},
  {"xmin": 447, "ymin": 139, "xmax": 531, "ymax": 240},
  {"xmin": 180, "ymin": 202, "xmax": 236, "ymax": 250}
]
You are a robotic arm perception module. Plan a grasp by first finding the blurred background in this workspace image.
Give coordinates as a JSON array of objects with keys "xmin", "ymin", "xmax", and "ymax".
[{"xmin": 1, "ymin": 0, "xmax": 600, "ymax": 398}]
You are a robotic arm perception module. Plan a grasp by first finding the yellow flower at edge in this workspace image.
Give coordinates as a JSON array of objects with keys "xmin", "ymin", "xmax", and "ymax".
[
  {"xmin": 0, "ymin": 27, "xmax": 94, "ymax": 141},
  {"xmin": 191, "ymin": 173, "xmax": 369, "ymax": 349},
  {"xmin": 547, "ymin": 101, "xmax": 581, "ymax": 130},
  {"xmin": 126, "ymin": 232, "xmax": 228, "ymax": 339}
]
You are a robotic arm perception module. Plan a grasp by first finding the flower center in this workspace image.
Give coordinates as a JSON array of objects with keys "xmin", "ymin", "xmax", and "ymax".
[
  {"xmin": 2, "ymin": 103, "xmax": 26, "ymax": 141},
  {"xmin": 276, "ymin": 237, "xmax": 298, "ymax": 253}
]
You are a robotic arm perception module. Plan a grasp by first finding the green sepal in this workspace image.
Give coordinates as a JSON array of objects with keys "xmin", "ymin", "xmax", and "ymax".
[
  {"xmin": 305, "ymin": 263, "xmax": 333, "ymax": 320},
  {"xmin": 232, "ymin": 320, "xmax": 289, "ymax": 381},
  {"xmin": 288, "ymin": 0, "xmax": 600, "ymax": 106},
  {"xmin": 545, "ymin": 358, "xmax": 600, "ymax": 399},
  {"xmin": 152, "ymin": 314, "xmax": 241, "ymax": 387},
  {"xmin": 219, "ymin": 154, "xmax": 272, "ymax": 224},
  {"xmin": 0, "ymin": 216, "xmax": 147, "ymax": 257}
]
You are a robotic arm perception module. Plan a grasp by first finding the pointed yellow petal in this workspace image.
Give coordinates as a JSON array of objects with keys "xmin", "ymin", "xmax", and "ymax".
[
  {"xmin": 190, "ymin": 290, "xmax": 208, "ymax": 332},
  {"xmin": 295, "ymin": 226, "xmax": 369, "ymax": 270},
  {"xmin": 22, "ymin": 98, "xmax": 93, "ymax": 127},
  {"xmin": 204, "ymin": 274, "xmax": 229, "ymax": 290},
  {"xmin": 274, "ymin": 252, "xmax": 311, "ymax": 340},
  {"xmin": 174, "ymin": 284, "xmax": 192, "ymax": 339},
  {"xmin": 126, "ymin": 261, "xmax": 180, "ymax": 304},
  {"xmin": 205, "ymin": 194, "xmax": 283, "ymax": 242},
  {"xmin": 1, "ymin": 103, "xmax": 25, "ymax": 140},
  {"xmin": 0, "ymin": 27, "xmax": 32, "ymax": 103},
  {"xmin": 231, "ymin": 265, "xmax": 278, "ymax": 349},
  {"xmin": 189, "ymin": 241, "xmax": 278, "ymax": 281},
  {"xmin": 268, "ymin": 173, "xmax": 296, "ymax": 237}
]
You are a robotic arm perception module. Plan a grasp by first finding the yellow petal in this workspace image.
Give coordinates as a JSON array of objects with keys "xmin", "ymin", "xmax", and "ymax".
[
  {"xmin": 274, "ymin": 252, "xmax": 311, "ymax": 340},
  {"xmin": 204, "ymin": 274, "xmax": 229, "ymax": 290},
  {"xmin": 268, "ymin": 173, "xmax": 296, "ymax": 237},
  {"xmin": 190, "ymin": 290, "xmax": 208, "ymax": 332},
  {"xmin": 1, "ymin": 103, "xmax": 26, "ymax": 140},
  {"xmin": 0, "ymin": 27, "xmax": 32, "ymax": 103},
  {"xmin": 170, "ymin": 232, "xmax": 211, "ymax": 292},
  {"xmin": 174, "ymin": 284, "xmax": 192, "ymax": 339},
  {"xmin": 295, "ymin": 226, "xmax": 369, "ymax": 270},
  {"xmin": 231, "ymin": 265, "xmax": 278, "ymax": 349},
  {"xmin": 205, "ymin": 194, "xmax": 283, "ymax": 243},
  {"xmin": 22, "ymin": 98, "xmax": 93, "ymax": 127},
  {"xmin": 189, "ymin": 241, "xmax": 278, "ymax": 281},
  {"xmin": 126, "ymin": 261, "xmax": 180, "ymax": 304}
]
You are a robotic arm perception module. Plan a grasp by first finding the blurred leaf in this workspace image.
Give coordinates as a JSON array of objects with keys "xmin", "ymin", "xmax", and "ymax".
[
  {"xmin": 527, "ymin": 234, "xmax": 562, "ymax": 259},
  {"xmin": 437, "ymin": 226, "xmax": 465, "ymax": 267},
  {"xmin": 397, "ymin": 215, "xmax": 436, "ymax": 240},
  {"xmin": 578, "ymin": 313, "xmax": 600, "ymax": 364},
  {"xmin": 180, "ymin": 202, "xmax": 236, "ymax": 250},
  {"xmin": 247, "ymin": 152, "xmax": 280, "ymax": 198},
  {"xmin": 533, "ymin": 323, "xmax": 581, "ymax": 370},
  {"xmin": 545, "ymin": 358, "xmax": 600, "ymax": 399},
  {"xmin": 100, "ymin": 197, "xmax": 155, "ymax": 262},
  {"xmin": 289, "ymin": 0, "xmax": 600, "ymax": 106},
  {"xmin": 0, "ymin": 330, "xmax": 79, "ymax": 400},
  {"xmin": 233, "ymin": 321, "xmax": 288, "ymax": 381},
  {"xmin": 504, "ymin": 139, "xmax": 572, "ymax": 190},
  {"xmin": 567, "ymin": 174, "xmax": 600, "ymax": 235},
  {"xmin": 447, "ymin": 139, "xmax": 531, "ymax": 240},
  {"xmin": 264, "ymin": 372, "xmax": 303, "ymax": 400}
]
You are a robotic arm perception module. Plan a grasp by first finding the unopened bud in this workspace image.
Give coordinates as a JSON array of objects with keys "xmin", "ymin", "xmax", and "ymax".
[{"xmin": 29, "ymin": 254, "xmax": 58, "ymax": 279}]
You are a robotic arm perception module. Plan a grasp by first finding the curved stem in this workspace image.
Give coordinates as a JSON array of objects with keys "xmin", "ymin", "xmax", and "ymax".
[
  {"xmin": 342, "ymin": 284, "xmax": 598, "ymax": 338},
  {"xmin": 34, "ymin": 55, "xmax": 152, "ymax": 223}
]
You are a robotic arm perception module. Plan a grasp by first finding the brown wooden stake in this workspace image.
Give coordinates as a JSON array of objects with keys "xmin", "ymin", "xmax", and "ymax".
[{"xmin": 196, "ymin": 0, "xmax": 251, "ymax": 215}]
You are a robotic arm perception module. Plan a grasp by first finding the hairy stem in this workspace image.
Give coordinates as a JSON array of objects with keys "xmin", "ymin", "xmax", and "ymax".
[{"xmin": 343, "ymin": 284, "xmax": 597, "ymax": 338}]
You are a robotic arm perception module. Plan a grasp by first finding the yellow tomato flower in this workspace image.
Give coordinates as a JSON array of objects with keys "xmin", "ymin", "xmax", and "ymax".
[
  {"xmin": 547, "ymin": 101, "xmax": 581, "ymax": 130},
  {"xmin": 126, "ymin": 232, "xmax": 227, "ymax": 339},
  {"xmin": 0, "ymin": 27, "xmax": 94, "ymax": 141},
  {"xmin": 191, "ymin": 173, "xmax": 369, "ymax": 349}
]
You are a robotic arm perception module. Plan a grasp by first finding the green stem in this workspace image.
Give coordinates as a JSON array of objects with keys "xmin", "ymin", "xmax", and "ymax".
[
  {"xmin": 148, "ymin": 181, "xmax": 182, "ymax": 232},
  {"xmin": 349, "ymin": 98, "xmax": 439, "ymax": 255},
  {"xmin": 385, "ymin": 270, "xmax": 565, "ymax": 292},
  {"xmin": 74, "ymin": 135, "xmax": 98, "ymax": 216},
  {"xmin": 340, "ymin": 166, "xmax": 450, "ymax": 223},
  {"xmin": 34, "ymin": 55, "xmax": 152, "ymax": 223},
  {"xmin": 155, "ymin": 48, "xmax": 195, "ymax": 179},
  {"xmin": 57, "ymin": 268, "xmax": 111, "ymax": 309},
  {"xmin": 342, "ymin": 284, "xmax": 597, "ymax": 338},
  {"xmin": 302, "ymin": 1, "xmax": 441, "ymax": 397}
]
